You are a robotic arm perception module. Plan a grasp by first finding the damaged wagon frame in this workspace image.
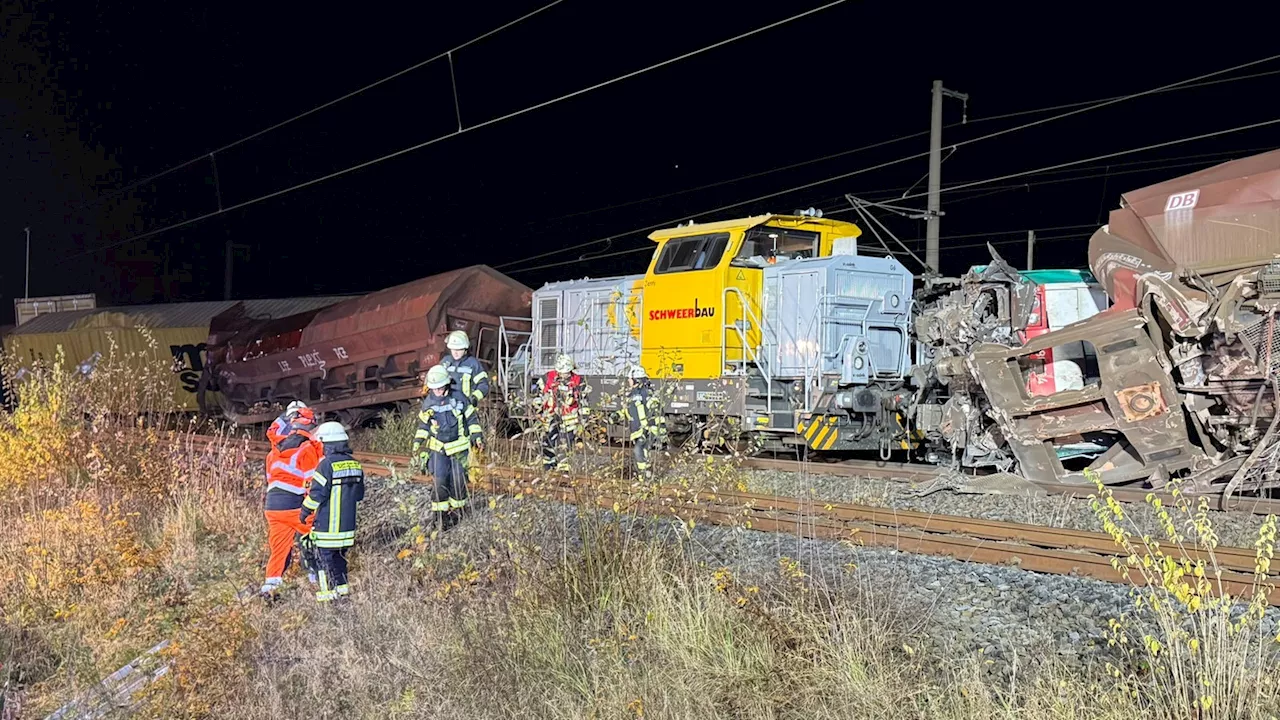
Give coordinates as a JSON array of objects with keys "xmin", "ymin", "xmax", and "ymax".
[{"xmin": 949, "ymin": 150, "xmax": 1280, "ymax": 505}]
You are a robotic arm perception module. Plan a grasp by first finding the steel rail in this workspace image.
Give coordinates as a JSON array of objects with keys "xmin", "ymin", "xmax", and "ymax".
[
  {"xmin": 202, "ymin": 434, "xmax": 1276, "ymax": 603},
  {"xmin": 736, "ymin": 455, "xmax": 1280, "ymax": 516}
]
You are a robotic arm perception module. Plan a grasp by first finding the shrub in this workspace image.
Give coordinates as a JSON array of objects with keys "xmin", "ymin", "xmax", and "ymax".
[{"xmin": 1088, "ymin": 469, "xmax": 1280, "ymax": 718}]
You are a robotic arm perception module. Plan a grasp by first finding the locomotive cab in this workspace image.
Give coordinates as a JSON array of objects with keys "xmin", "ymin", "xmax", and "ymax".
[{"xmin": 639, "ymin": 213, "xmax": 914, "ymax": 453}]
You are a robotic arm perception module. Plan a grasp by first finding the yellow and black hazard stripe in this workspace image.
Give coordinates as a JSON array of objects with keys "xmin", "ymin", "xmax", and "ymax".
[
  {"xmin": 796, "ymin": 415, "xmax": 841, "ymax": 451},
  {"xmin": 894, "ymin": 412, "xmax": 924, "ymax": 450}
]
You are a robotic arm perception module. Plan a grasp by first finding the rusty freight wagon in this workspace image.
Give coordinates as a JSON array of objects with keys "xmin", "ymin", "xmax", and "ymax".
[
  {"xmin": 4, "ymin": 297, "xmax": 347, "ymax": 412},
  {"xmin": 202, "ymin": 265, "xmax": 532, "ymax": 426}
]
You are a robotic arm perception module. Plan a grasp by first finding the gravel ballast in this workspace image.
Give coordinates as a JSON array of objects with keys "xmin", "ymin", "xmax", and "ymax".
[
  {"xmin": 364, "ymin": 472, "xmax": 1280, "ymax": 681},
  {"xmin": 740, "ymin": 466, "xmax": 1275, "ymax": 551}
]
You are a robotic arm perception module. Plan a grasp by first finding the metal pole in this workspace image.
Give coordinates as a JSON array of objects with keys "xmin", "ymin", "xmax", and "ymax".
[
  {"xmin": 925, "ymin": 80, "xmax": 968, "ymax": 274},
  {"xmin": 24, "ymin": 226, "xmax": 31, "ymax": 298},
  {"xmin": 926, "ymin": 81, "xmax": 943, "ymax": 274},
  {"xmin": 1026, "ymin": 230, "xmax": 1035, "ymax": 270},
  {"xmin": 210, "ymin": 153, "xmax": 232, "ymax": 300}
]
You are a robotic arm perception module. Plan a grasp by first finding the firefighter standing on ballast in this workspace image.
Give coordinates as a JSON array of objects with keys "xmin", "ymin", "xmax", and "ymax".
[
  {"xmin": 539, "ymin": 354, "xmax": 583, "ymax": 472},
  {"xmin": 300, "ymin": 421, "xmax": 366, "ymax": 603},
  {"xmin": 413, "ymin": 364, "xmax": 483, "ymax": 529},
  {"xmin": 441, "ymin": 330, "xmax": 489, "ymax": 408},
  {"xmin": 620, "ymin": 364, "xmax": 666, "ymax": 481}
]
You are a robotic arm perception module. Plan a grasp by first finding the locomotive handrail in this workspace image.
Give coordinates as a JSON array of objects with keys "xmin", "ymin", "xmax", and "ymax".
[
  {"xmin": 722, "ymin": 286, "xmax": 772, "ymax": 424},
  {"xmin": 497, "ymin": 315, "xmax": 532, "ymax": 408}
]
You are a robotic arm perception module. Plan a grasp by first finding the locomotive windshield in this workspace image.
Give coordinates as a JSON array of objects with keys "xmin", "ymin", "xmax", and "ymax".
[
  {"xmin": 734, "ymin": 226, "xmax": 819, "ymax": 266},
  {"xmin": 653, "ymin": 232, "xmax": 730, "ymax": 274}
]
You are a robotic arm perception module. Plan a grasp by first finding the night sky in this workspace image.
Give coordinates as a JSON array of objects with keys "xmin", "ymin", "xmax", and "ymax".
[{"xmin": 3, "ymin": 1, "xmax": 1279, "ymax": 323}]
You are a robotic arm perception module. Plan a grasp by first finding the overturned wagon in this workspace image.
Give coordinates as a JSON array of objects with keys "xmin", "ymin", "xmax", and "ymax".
[
  {"xmin": 203, "ymin": 266, "xmax": 532, "ymax": 425},
  {"xmin": 963, "ymin": 149, "xmax": 1280, "ymax": 502}
]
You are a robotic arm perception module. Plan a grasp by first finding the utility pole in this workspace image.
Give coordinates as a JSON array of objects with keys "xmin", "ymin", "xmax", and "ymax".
[
  {"xmin": 926, "ymin": 80, "xmax": 968, "ymax": 274},
  {"xmin": 1026, "ymin": 230, "xmax": 1036, "ymax": 271},
  {"xmin": 24, "ymin": 226, "xmax": 30, "ymax": 298},
  {"xmin": 209, "ymin": 152, "xmax": 233, "ymax": 300}
]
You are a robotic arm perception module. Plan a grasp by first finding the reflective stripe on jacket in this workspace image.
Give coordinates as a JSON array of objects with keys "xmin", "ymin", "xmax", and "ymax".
[
  {"xmin": 412, "ymin": 391, "xmax": 483, "ymax": 457},
  {"xmin": 302, "ymin": 444, "xmax": 365, "ymax": 548},
  {"xmin": 540, "ymin": 370, "xmax": 583, "ymax": 416},
  {"xmin": 267, "ymin": 414, "xmax": 291, "ymax": 448},
  {"xmin": 625, "ymin": 382, "xmax": 666, "ymax": 440},
  {"xmin": 265, "ymin": 431, "xmax": 323, "ymax": 511},
  {"xmin": 442, "ymin": 354, "xmax": 489, "ymax": 406}
]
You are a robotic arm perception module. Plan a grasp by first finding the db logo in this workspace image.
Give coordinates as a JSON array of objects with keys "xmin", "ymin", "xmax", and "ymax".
[{"xmin": 1164, "ymin": 189, "xmax": 1199, "ymax": 213}]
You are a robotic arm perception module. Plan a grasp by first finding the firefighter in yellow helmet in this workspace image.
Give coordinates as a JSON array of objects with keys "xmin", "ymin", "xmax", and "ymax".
[
  {"xmin": 413, "ymin": 364, "xmax": 483, "ymax": 529},
  {"xmin": 441, "ymin": 330, "xmax": 489, "ymax": 408}
]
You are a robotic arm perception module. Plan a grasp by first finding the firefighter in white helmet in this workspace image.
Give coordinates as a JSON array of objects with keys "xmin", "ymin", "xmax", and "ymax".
[
  {"xmin": 441, "ymin": 330, "xmax": 489, "ymax": 408},
  {"xmin": 413, "ymin": 364, "xmax": 483, "ymax": 528},
  {"xmin": 539, "ymin": 354, "xmax": 583, "ymax": 472},
  {"xmin": 299, "ymin": 421, "xmax": 365, "ymax": 603},
  {"xmin": 619, "ymin": 364, "xmax": 665, "ymax": 481}
]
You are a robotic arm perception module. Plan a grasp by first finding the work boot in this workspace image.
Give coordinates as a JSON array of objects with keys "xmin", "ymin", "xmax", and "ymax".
[
  {"xmin": 259, "ymin": 577, "xmax": 283, "ymax": 598},
  {"xmin": 442, "ymin": 509, "xmax": 462, "ymax": 531}
]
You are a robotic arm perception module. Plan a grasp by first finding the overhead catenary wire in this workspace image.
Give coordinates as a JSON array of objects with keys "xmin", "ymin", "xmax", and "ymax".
[
  {"xmin": 790, "ymin": 145, "xmax": 1278, "ymax": 211},
  {"xmin": 495, "ymin": 52, "xmax": 1280, "ymax": 270},
  {"xmin": 528, "ymin": 68, "xmax": 1280, "ymax": 227},
  {"xmin": 60, "ymin": 0, "xmax": 568, "ymax": 216},
  {"xmin": 58, "ymin": 0, "xmax": 852, "ymax": 264},
  {"xmin": 507, "ymin": 118, "xmax": 1280, "ymax": 275},
  {"xmin": 509, "ymin": 228, "xmax": 1098, "ymax": 275},
  {"xmin": 895, "ymin": 117, "xmax": 1280, "ymax": 203}
]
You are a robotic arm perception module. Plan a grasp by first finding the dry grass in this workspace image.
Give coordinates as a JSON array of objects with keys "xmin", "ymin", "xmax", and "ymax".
[
  {"xmin": 4, "ymin": 353, "xmax": 1280, "ymax": 719},
  {"xmin": 0, "ymin": 339, "xmax": 263, "ymax": 717}
]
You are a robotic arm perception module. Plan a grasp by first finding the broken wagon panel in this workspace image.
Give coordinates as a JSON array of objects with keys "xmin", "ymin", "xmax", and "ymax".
[{"xmin": 969, "ymin": 308, "xmax": 1197, "ymax": 486}]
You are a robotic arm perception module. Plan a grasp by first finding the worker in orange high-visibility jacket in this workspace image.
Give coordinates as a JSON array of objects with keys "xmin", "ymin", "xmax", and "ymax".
[
  {"xmin": 267, "ymin": 400, "xmax": 312, "ymax": 449},
  {"xmin": 260, "ymin": 423, "xmax": 324, "ymax": 598}
]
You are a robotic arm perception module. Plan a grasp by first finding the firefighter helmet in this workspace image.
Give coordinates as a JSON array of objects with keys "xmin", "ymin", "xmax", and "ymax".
[
  {"xmin": 446, "ymin": 330, "xmax": 470, "ymax": 350},
  {"xmin": 314, "ymin": 421, "xmax": 348, "ymax": 443},
  {"xmin": 627, "ymin": 364, "xmax": 647, "ymax": 380},
  {"xmin": 425, "ymin": 364, "xmax": 451, "ymax": 389},
  {"xmin": 286, "ymin": 400, "xmax": 308, "ymax": 413},
  {"xmin": 555, "ymin": 354, "xmax": 575, "ymax": 374}
]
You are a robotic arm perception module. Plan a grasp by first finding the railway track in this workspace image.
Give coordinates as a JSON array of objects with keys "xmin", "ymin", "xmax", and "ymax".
[
  {"xmin": 203, "ymin": 434, "xmax": 1279, "ymax": 605},
  {"xmin": 736, "ymin": 455, "xmax": 1280, "ymax": 517},
  {"xmin": 494, "ymin": 436, "xmax": 1280, "ymax": 516}
]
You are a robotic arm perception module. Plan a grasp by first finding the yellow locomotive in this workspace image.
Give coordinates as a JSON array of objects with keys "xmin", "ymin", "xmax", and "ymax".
[{"xmin": 502, "ymin": 211, "xmax": 916, "ymax": 454}]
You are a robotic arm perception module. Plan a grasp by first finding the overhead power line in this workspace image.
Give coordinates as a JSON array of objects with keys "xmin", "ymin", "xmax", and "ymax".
[
  {"xmin": 897, "ymin": 117, "xmax": 1280, "ymax": 203},
  {"xmin": 536, "ymin": 68, "xmax": 1280, "ymax": 226},
  {"xmin": 508, "ymin": 117, "xmax": 1280, "ymax": 275},
  {"xmin": 823, "ymin": 146, "xmax": 1275, "ymax": 208},
  {"xmin": 495, "ymin": 52, "xmax": 1280, "ymax": 270},
  {"xmin": 64, "ymin": 0, "xmax": 567, "ymax": 215},
  {"xmin": 58, "ymin": 0, "xmax": 851, "ymax": 263}
]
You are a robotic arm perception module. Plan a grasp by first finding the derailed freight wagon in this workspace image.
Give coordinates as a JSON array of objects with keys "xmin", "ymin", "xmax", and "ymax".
[
  {"xmin": 204, "ymin": 265, "xmax": 532, "ymax": 425},
  {"xmin": 3, "ymin": 297, "xmax": 346, "ymax": 411},
  {"xmin": 955, "ymin": 149, "xmax": 1280, "ymax": 503},
  {"xmin": 909, "ymin": 254, "xmax": 1111, "ymax": 469}
]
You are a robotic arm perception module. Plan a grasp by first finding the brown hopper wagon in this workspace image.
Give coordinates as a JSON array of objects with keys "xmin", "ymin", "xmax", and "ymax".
[{"xmin": 202, "ymin": 265, "xmax": 532, "ymax": 426}]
